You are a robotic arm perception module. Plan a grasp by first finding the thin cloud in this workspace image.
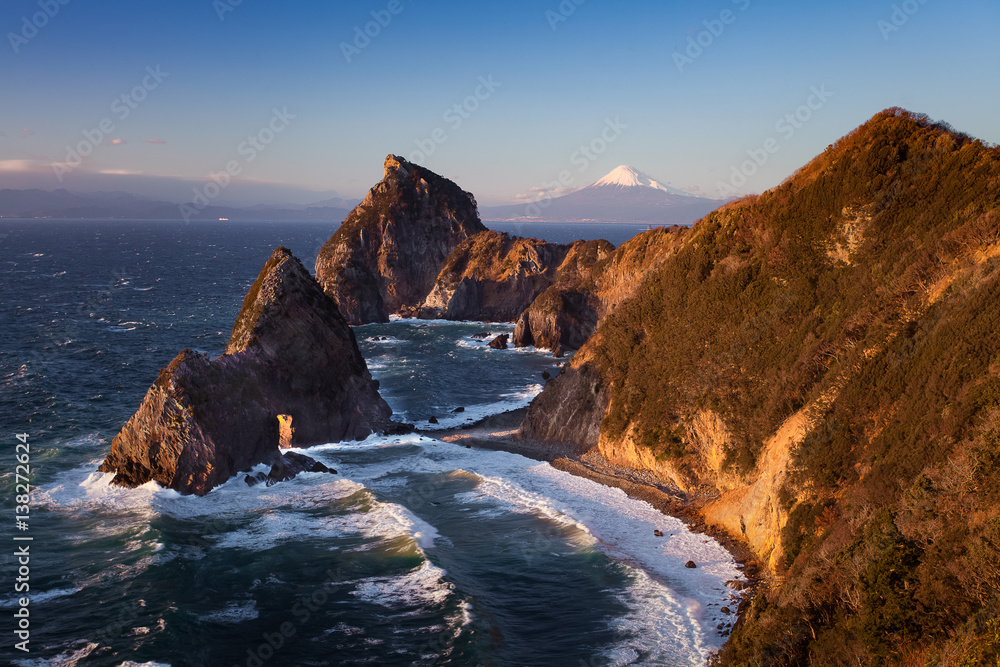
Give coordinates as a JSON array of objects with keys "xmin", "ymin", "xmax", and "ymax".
[
  {"xmin": 98, "ymin": 169, "xmax": 142, "ymax": 175},
  {"xmin": 110, "ymin": 138, "xmax": 127, "ymax": 145},
  {"xmin": 0, "ymin": 159, "xmax": 38, "ymax": 172},
  {"xmin": 513, "ymin": 185, "xmax": 578, "ymax": 202},
  {"xmin": 146, "ymin": 138, "xmax": 166, "ymax": 144}
]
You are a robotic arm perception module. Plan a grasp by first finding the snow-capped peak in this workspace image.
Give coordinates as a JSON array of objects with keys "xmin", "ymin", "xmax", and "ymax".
[{"xmin": 591, "ymin": 165, "xmax": 694, "ymax": 197}]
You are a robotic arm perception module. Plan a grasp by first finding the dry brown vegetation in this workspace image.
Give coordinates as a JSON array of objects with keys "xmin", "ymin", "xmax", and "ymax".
[{"xmin": 532, "ymin": 109, "xmax": 1000, "ymax": 664}]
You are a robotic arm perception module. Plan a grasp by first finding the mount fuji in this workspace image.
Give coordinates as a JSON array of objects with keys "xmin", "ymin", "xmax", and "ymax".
[{"xmin": 481, "ymin": 165, "xmax": 724, "ymax": 225}]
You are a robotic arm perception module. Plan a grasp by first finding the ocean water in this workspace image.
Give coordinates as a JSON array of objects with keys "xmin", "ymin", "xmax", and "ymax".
[{"xmin": 0, "ymin": 220, "xmax": 741, "ymax": 667}]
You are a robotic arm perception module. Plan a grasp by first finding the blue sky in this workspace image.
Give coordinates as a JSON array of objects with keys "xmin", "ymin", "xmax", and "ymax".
[{"xmin": 1, "ymin": 0, "xmax": 997, "ymax": 205}]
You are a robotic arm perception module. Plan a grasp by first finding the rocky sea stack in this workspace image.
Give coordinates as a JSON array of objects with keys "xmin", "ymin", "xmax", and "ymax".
[
  {"xmin": 315, "ymin": 155, "xmax": 486, "ymax": 324},
  {"xmin": 99, "ymin": 247, "xmax": 395, "ymax": 495}
]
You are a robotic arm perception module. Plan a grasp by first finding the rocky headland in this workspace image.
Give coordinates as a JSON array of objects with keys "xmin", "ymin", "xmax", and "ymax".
[{"xmin": 516, "ymin": 109, "xmax": 1000, "ymax": 664}]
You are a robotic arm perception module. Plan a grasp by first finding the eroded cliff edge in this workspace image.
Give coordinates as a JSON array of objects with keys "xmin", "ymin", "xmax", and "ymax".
[{"xmin": 99, "ymin": 247, "xmax": 395, "ymax": 495}]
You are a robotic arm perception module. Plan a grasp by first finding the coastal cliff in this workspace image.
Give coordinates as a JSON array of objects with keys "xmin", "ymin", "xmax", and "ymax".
[
  {"xmin": 416, "ymin": 230, "xmax": 575, "ymax": 321},
  {"xmin": 99, "ymin": 247, "xmax": 395, "ymax": 495},
  {"xmin": 314, "ymin": 155, "xmax": 486, "ymax": 324},
  {"xmin": 512, "ymin": 228, "xmax": 687, "ymax": 354},
  {"xmin": 520, "ymin": 109, "xmax": 1000, "ymax": 664}
]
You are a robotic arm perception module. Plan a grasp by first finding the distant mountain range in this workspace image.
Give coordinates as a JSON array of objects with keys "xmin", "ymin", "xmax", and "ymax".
[
  {"xmin": 0, "ymin": 188, "xmax": 357, "ymax": 222},
  {"xmin": 481, "ymin": 165, "xmax": 725, "ymax": 224},
  {"xmin": 0, "ymin": 165, "xmax": 721, "ymax": 225}
]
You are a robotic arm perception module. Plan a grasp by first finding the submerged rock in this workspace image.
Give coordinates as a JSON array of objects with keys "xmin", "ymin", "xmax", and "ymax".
[
  {"xmin": 99, "ymin": 247, "xmax": 396, "ymax": 496},
  {"xmin": 315, "ymin": 155, "xmax": 485, "ymax": 323}
]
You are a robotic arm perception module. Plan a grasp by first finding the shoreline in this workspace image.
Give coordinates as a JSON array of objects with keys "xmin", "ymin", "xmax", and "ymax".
[{"xmin": 421, "ymin": 407, "xmax": 765, "ymax": 622}]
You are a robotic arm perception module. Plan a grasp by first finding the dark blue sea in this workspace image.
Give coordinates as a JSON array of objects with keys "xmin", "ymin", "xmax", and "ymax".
[{"xmin": 0, "ymin": 220, "xmax": 741, "ymax": 666}]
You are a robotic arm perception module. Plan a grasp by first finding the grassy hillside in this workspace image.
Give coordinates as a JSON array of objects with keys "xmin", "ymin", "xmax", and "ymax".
[{"xmin": 532, "ymin": 109, "xmax": 1000, "ymax": 664}]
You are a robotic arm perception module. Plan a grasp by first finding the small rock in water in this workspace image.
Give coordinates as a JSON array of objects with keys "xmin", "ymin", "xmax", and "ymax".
[
  {"xmin": 487, "ymin": 334, "xmax": 509, "ymax": 350},
  {"xmin": 244, "ymin": 472, "xmax": 268, "ymax": 487},
  {"xmin": 465, "ymin": 444, "xmax": 472, "ymax": 449},
  {"xmin": 542, "ymin": 370, "xmax": 551, "ymax": 380},
  {"xmin": 471, "ymin": 331, "xmax": 491, "ymax": 339},
  {"xmin": 266, "ymin": 451, "xmax": 336, "ymax": 486},
  {"xmin": 428, "ymin": 416, "xmax": 438, "ymax": 424},
  {"xmin": 654, "ymin": 530, "xmax": 664, "ymax": 537},
  {"xmin": 721, "ymin": 607, "xmax": 731, "ymax": 615},
  {"xmin": 453, "ymin": 407, "xmax": 465, "ymax": 413},
  {"xmin": 685, "ymin": 560, "xmax": 697, "ymax": 569}
]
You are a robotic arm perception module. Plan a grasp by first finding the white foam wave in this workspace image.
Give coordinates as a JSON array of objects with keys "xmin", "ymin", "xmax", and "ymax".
[
  {"xmin": 598, "ymin": 567, "xmax": 715, "ymax": 666},
  {"xmin": 329, "ymin": 435, "xmax": 744, "ymax": 655},
  {"xmin": 198, "ymin": 599, "xmax": 259, "ymax": 624},
  {"xmin": 57, "ymin": 433, "xmax": 107, "ymax": 449},
  {"xmin": 0, "ymin": 587, "xmax": 80, "ymax": 608},
  {"xmin": 363, "ymin": 335, "xmax": 406, "ymax": 344},
  {"xmin": 13, "ymin": 642, "xmax": 98, "ymax": 666},
  {"xmin": 410, "ymin": 384, "xmax": 543, "ymax": 430},
  {"xmin": 350, "ymin": 560, "xmax": 454, "ymax": 611}
]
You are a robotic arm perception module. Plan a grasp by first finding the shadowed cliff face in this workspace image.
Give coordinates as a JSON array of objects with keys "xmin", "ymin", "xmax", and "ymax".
[
  {"xmin": 519, "ymin": 109, "xmax": 1000, "ymax": 663},
  {"xmin": 315, "ymin": 155, "xmax": 486, "ymax": 324},
  {"xmin": 512, "ymin": 229, "xmax": 686, "ymax": 355},
  {"xmin": 416, "ymin": 230, "xmax": 576, "ymax": 322},
  {"xmin": 99, "ymin": 247, "xmax": 394, "ymax": 495}
]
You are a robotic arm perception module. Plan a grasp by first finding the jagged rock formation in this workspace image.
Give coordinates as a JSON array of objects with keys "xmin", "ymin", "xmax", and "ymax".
[
  {"xmin": 416, "ymin": 230, "xmax": 573, "ymax": 321},
  {"xmin": 512, "ymin": 229, "xmax": 687, "ymax": 354},
  {"xmin": 315, "ymin": 155, "xmax": 486, "ymax": 323},
  {"xmin": 519, "ymin": 109, "xmax": 1000, "ymax": 663},
  {"xmin": 518, "ymin": 356, "xmax": 608, "ymax": 446},
  {"xmin": 487, "ymin": 334, "xmax": 509, "ymax": 349},
  {"xmin": 99, "ymin": 247, "xmax": 395, "ymax": 495}
]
